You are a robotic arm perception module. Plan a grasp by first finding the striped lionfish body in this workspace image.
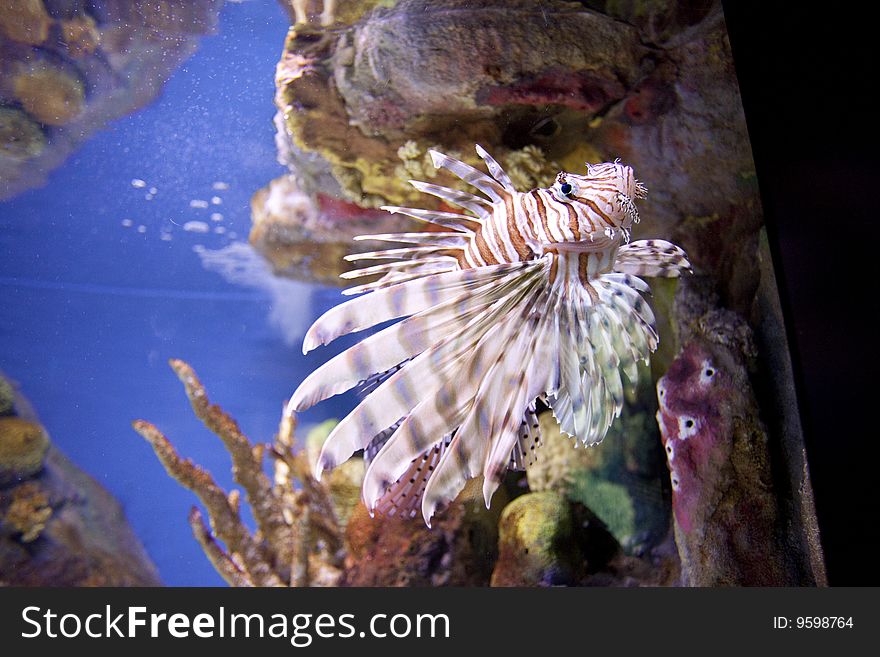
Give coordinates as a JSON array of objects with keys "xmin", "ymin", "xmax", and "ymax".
[{"xmin": 288, "ymin": 145, "xmax": 690, "ymax": 527}]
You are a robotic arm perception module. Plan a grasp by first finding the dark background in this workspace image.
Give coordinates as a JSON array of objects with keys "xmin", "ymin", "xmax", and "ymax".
[{"xmin": 723, "ymin": 2, "xmax": 879, "ymax": 584}]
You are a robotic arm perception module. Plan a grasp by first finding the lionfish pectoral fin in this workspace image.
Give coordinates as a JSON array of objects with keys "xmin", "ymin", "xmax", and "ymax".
[
  {"xmin": 361, "ymin": 390, "xmax": 472, "ymax": 511},
  {"xmin": 300, "ymin": 266, "xmax": 495, "ymax": 355},
  {"xmin": 314, "ymin": 325, "xmax": 476, "ymax": 483},
  {"xmin": 548, "ymin": 271, "xmax": 661, "ymax": 446},
  {"xmin": 293, "ymin": 265, "xmax": 526, "ymax": 412},
  {"xmin": 360, "ymin": 296, "xmax": 530, "ymax": 511},
  {"xmin": 614, "ymin": 239, "xmax": 691, "ymax": 277},
  {"xmin": 480, "ymin": 291, "xmax": 559, "ymax": 507},
  {"xmin": 420, "ymin": 292, "xmax": 548, "ymax": 524}
]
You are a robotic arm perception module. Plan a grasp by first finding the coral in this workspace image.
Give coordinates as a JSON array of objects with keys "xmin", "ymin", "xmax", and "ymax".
[
  {"xmin": 0, "ymin": 106, "xmax": 46, "ymax": 161},
  {"xmin": 133, "ymin": 359, "xmax": 345, "ymax": 587},
  {"xmin": 0, "ymin": 393, "xmax": 161, "ymax": 586},
  {"xmin": 59, "ymin": 15, "xmax": 101, "ymax": 58},
  {"xmin": 526, "ymin": 411, "xmax": 602, "ymax": 493},
  {"xmin": 527, "ymin": 396, "xmax": 668, "ymax": 551},
  {"xmin": 568, "ymin": 475, "xmax": 635, "ymax": 548},
  {"xmin": 249, "ymin": 173, "xmax": 415, "ymax": 284},
  {"xmin": 656, "ymin": 295, "xmax": 795, "ymax": 584},
  {"xmin": 304, "ymin": 420, "xmax": 364, "ymax": 530},
  {"xmin": 3, "ymin": 480, "xmax": 51, "ymax": 542},
  {"xmin": 0, "ymin": 0, "xmax": 53, "ymax": 45},
  {"xmin": 343, "ymin": 479, "xmax": 502, "ymax": 586},
  {"xmin": 12, "ymin": 63, "xmax": 86, "ymax": 127},
  {"xmin": 270, "ymin": 0, "xmax": 641, "ymax": 214},
  {"xmin": 1, "ymin": 0, "xmax": 225, "ymax": 201},
  {"xmin": 490, "ymin": 491, "xmax": 620, "ymax": 586},
  {"xmin": 0, "ymin": 375, "xmax": 15, "ymax": 416},
  {"xmin": 0, "ymin": 416, "xmax": 49, "ymax": 485},
  {"xmin": 498, "ymin": 145, "xmax": 558, "ymax": 192}
]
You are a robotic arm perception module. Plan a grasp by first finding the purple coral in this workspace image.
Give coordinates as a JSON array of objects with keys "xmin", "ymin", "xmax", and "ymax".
[
  {"xmin": 656, "ymin": 338, "xmax": 794, "ymax": 585},
  {"xmin": 656, "ymin": 343, "xmax": 728, "ymax": 535}
]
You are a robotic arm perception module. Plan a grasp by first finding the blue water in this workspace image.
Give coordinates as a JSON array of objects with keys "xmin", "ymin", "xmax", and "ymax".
[{"xmin": 0, "ymin": 2, "xmax": 351, "ymax": 585}]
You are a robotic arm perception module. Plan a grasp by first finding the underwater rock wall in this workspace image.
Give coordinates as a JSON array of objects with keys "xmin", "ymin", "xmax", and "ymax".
[
  {"xmin": 0, "ymin": 372, "xmax": 161, "ymax": 586},
  {"xmin": 656, "ymin": 276, "xmax": 823, "ymax": 585},
  {"xmin": 0, "ymin": 0, "xmax": 224, "ymax": 200}
]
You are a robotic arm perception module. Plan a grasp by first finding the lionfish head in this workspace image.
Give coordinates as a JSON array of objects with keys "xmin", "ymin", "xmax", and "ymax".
[{"xmin": 554, "ymin": 160, "xmax": 647, "ymax": 231}]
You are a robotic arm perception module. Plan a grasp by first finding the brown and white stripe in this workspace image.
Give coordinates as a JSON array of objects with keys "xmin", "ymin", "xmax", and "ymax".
[{"xmin": 288, "ymin": 145, "xmax": 690, "ymax": 526}]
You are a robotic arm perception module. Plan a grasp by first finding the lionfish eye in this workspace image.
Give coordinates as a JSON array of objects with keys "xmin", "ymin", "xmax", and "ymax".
[{"xmin": 560, "ymin": 182, "xmax": 573, "ymax": 197}]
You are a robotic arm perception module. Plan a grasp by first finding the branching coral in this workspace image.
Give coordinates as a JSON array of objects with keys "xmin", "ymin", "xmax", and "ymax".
[{"xmin": 132, "ymin": 359, "xmax": 345, "ymax": 587}]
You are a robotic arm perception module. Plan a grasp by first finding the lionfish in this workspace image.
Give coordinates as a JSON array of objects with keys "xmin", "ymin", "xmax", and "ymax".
[{"xmin": 288, "ymin": 145, "xmax": 689, "ymax": 526}]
